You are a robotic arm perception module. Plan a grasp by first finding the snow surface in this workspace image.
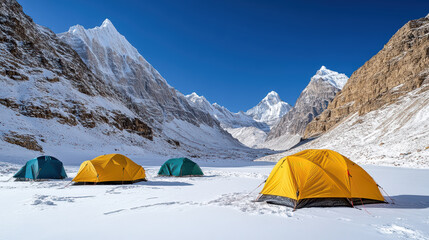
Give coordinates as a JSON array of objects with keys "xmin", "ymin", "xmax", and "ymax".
[
  {"xmin": 1, "ymin": 159, "xmax": 428, "ymax": 240},
  {"xmin": 225, "ymin": 126, "xmax": 268, "ymax": 148}
]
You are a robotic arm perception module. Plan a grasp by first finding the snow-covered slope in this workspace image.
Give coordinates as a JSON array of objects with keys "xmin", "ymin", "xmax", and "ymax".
[
  {"xmin": 246, "ymin": 91, "xmax": 292, "ymax": 128},
  {"xmin": 264, "ymin": 66, "xmax": 348, "ymax": 150},
  {"xmin": 186, "ymin": 91, "xmax": 291, "ymax": 147}
]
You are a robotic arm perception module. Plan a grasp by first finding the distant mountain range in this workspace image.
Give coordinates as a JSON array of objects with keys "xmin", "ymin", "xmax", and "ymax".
[{"xmin": 186, "ymin": 91, "xmax": 291, "ymax": 147}]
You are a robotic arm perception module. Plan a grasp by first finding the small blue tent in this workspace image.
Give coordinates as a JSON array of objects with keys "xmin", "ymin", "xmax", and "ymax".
[
  {"xmin": 13, "ymin": 156, "xmax": 67, "ymax": 180},
  {"xmin": 158, "ymin": 158, "xmax": 203, "ymax": 177}
]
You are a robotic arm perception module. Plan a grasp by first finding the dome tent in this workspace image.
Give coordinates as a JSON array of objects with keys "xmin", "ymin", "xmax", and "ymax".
[
  {"xmin": 14, "ymin": 156, "xmax": 67, "ymax": 180},
  {"xmin": 158, "ymin": 158, "xmax": 203, "ymax": 177},
  {"xmin": 257, "ymin": 149, "xmax": 385, "ymax": 209},
  {"xmin": 73, "ymin": 154, "xmax": 146, "ymax": 184}
]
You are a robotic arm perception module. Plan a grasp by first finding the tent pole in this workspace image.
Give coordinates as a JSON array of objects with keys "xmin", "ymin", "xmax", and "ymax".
[
  {"xmin": 61, "ymin": 180, "xmax": 73, "ymax": 189},
  {"xmin": 378, "ymin": 184, "xmax": 395, "ymax": 204}
]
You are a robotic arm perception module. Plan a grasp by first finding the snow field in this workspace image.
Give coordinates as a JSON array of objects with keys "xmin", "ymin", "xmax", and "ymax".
[{"xmin": 0, "ymin": 160, "xmax": 428, "ymax": 240}]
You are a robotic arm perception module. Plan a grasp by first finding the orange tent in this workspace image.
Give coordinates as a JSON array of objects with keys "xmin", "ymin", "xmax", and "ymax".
[
  {"xmin": 73, "ymin": 154, "xmax": 146, "ymax": 184},
  {"xmin": 257, "ymin": 149, "xmax": 385, "ymax": 209}
]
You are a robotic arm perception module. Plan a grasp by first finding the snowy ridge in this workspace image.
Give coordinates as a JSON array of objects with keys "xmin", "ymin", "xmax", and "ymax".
[
  {"xmin": 60, "ymin": 19, "xmax": 166, "ymax": 86},
  {"xmin": 67, "ymin": 19, "xmax": 142, "ymax": 62},
  {"xmin": 185, "ymin": 92, "xmax": 267, "ymax": 130}
]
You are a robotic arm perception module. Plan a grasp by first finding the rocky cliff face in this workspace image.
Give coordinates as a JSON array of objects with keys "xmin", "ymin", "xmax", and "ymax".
[
  {"xmin": 304, "ymin": 15, "xmax": 429, "ymax": 138},
  {"xmin": 264, "ymin": 67, "xmax": 348, "ymax": 149}
]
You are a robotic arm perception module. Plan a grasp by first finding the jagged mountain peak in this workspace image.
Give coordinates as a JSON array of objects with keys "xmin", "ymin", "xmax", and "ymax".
[
  {"xmin": 63, "ymin": 19, "xmax": 142, "ymax": 62},
  {"xmin": 101, "ymin": 18, "xmax": 113, "ymax": 27},
  {"xmin": 246, "ymin": 91, "xmax": 292, "ymax": 127},
  {"xmin": 262, "ymin": 91, "xmax": 282, "ymax": 105},
  {"xmin": 186, "ymin": 92, "xmax": 211, "ymax": 107},
  {"xmin": 311, "ymin": 66, "xmax": 349, "ymax": 89}
]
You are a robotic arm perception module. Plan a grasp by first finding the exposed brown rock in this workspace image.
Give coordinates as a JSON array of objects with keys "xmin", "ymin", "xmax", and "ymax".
[
  {"xmin": 166, "ymin": 139, "xmax": 180, "ymax": 147},
  {"xmin": 0, "ymin": 98, "xmax": 153, "ymax": 140},
  {"xmin": 3, "ymin": 131, "xmax": 43, "ymax": 152},
  {"xmin": 304, "ymin": 15, "xmax": 429, "ymax": 138},
  {"xmin": 112, "ymin": 113, "xmax": 153, "ymax": 140}
]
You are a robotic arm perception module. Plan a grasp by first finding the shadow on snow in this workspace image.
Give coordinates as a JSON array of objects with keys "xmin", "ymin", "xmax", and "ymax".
[
  {"xmin": 136, "ymin": 181, "xmax": 193, "ymax": 187},
  {"xmin": 367, "ymin": 195, "xmax": 429, "ymax": 209}
]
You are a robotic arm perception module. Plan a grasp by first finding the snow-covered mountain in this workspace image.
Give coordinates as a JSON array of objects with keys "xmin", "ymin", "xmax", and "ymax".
[
  {"xmin": 186, "ymin": 91, "xmax": 291, "ymax": 147},
  {"xmin": 264, "ymin": 66, "xmax": 348, "ymax": 150},
  {"xmin": 0, "ymin": 1, "xmax": 263, "ymax": 163},
  {"xmin": 58, "ymin": 19, "xmax": 215, "ymax": 128},
  {"xmin": 246, "ymin": 91, "xmax": 292, "ymax": 128}
]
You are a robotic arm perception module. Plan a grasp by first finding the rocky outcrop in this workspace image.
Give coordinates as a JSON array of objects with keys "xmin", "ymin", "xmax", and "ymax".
[
  {"xmin": 3, "ymin": 131, "xmax": 43, "ymax": 152},
  {"xmin": 304, "ymin": 15, "xmax": 429, "ymax": 138}
]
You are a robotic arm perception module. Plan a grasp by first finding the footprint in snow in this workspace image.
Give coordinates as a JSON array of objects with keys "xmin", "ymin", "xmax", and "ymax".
[
  {"xmin": 31, "ymin": 194, "xmax": 94, "ymax": 207},
  {"xmin": 207, "ymin": 193, "xmax": 294, "ymax": 218},
  {"xmin": 376, "ymin": 224, "xmax": 429, "ymax": 240}
]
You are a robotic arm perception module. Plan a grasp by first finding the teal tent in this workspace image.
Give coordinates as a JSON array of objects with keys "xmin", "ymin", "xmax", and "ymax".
[
  {"xmin": 158, "ymin": 158, "xmax": 203, "ymax": 177},
  {"xmin": 14, "ymin": 156, "xmax": 67, "ymax": 180}
]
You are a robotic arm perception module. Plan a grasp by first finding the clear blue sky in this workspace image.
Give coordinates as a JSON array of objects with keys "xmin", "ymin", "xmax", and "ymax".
[{"xmin": 18, "ymin": 0, "xmax": 429, "ymax": 112}]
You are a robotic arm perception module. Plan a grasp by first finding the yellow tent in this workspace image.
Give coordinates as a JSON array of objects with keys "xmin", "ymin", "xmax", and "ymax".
[
  {"xmin": 73, "ymin": 154, "xmax": 146, "ymax": 184},
  {"xmin": 257, "ymin": 149, "xmax": 385, "ymax": 209}
]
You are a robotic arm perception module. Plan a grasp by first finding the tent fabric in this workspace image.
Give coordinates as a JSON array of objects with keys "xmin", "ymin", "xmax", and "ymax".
[
  {"xmin": 158, "ymin": 158, "xmax": 203, "ymax": 177},
  {"xmin": 257, "ymin": 149, "xmax": 385, "ymax": 209},
  {"xmin": 13, "ymin": 156, "xmax": 67, "ymax": 180},
  {"xmin": 73, "ymin": 154, "xmax": 146, "ymax": 184}
]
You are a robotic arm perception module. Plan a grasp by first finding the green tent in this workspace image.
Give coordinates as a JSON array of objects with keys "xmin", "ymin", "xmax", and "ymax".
[
  {"xmin": 14, "ymin": 156, "xmax": 67, "ymax": 180},
  {"xmin": 158, "ymin": 158, "xmax": 203, "ymax": 177}
]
